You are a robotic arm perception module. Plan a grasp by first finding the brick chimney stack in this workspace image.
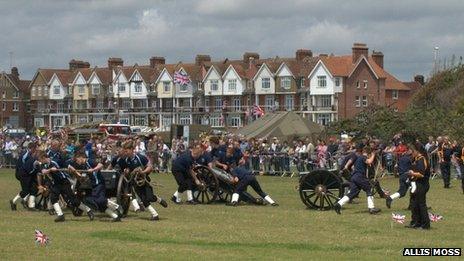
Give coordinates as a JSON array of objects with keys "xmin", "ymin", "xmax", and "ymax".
[
  {"xmin": 414, "ymin": 75, "xmax": 425, "ymax": 85},
  {"xmin": 296, "ymin": 49, "xmax": 313, "ymax": 61},
  {"xmin": 108, "ymin": 57, "xmax": 124, "ymax": 70},
  {"xmin": 352, "ymin": 43, "xmax": 368, "ymax": 63},
  {"xmin": 11, "ymin": 67, "xmax": 19, "ymax": 78},
  {"xmin": 69, "ymin": 59, "xmax": 90, "ymax": 70},
  {"xmin": 243, "ymin": 52, "xmax": 259, "ymax": 64},
  {"xmin": 195, "ymin": 55, "xmax": 211, "ymax": 66},
  {"xmin": 150, "ymin": 57, "xmax": 165, "ymax": 68},
  {"xmin": 372, "ymin": 51, "xmax": 384, "ymax": 68}
]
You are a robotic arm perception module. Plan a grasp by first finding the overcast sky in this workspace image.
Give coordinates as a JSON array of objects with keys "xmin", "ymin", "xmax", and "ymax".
[{"xmin": 1, "ymin": 0, "xmax": 463, "ymax": 81}]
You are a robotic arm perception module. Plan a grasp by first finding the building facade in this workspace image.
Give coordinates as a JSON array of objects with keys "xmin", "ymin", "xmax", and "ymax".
[{"xmin": 27, "ymin": 43, "xmax": 422, "ymax": 131}]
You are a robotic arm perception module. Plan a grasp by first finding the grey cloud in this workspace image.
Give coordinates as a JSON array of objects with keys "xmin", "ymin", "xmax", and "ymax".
[{"xmin": 0, "ymin": 0, "xmax": 463, "ymax": 81}]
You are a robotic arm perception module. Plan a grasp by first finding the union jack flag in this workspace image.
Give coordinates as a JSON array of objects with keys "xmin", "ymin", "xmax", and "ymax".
[
  {"xmin": 252, "ymin": 105, "xmax": 264, "ymax": 117},
  {"xmin": 429, "ymin": 213, "xmax": 443, "ymax": 222},
  {"xmin": 35, "ymin": 229, "xmax": 50, "ymax": 246},
  {"xmin": 391, "ymin": 213, "xmax": 406, "ymax": 224},
  {"xmin": 173, "ymin": 70, "xmax": 190, "ymax": 85}
]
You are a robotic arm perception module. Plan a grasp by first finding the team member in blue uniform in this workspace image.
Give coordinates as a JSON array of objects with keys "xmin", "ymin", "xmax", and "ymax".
[
  {"xmin": 46, "ymin": 139, "xmax": 66, "ymax": 168},
  {"xmin": 171, "ymin": 147, "xmax": 203, "ymax": 204},
  {"xmin": 68, "ymin": 152, "xmax": 121, "ymax": 222},
  {"xmin": 10, "ymin": 142, "xmax": 39, "ymax": 211},
  {"xmin": 36, "ymin": 151, "xmax": 94, "ymax": 222},
  {"xmin": 228, "ymin": 157, "xmax": 278, "ymax": 206},
  {"xmin": 406, "ymin": 143, "xmax": 431, "ymax": 229},
  {"xmin": 334, "ymin": 146, "xmax": 381, "ymax": 214},
  {"xmin": 386, "ymin": 146, "xmax": 412, "ymax": 208},
  {"xmin": 209, "ymin": 137, "xmax": 228, "ymax": 170},
  {"xmin": 114, "ymin": 141, "xmax": 167, "ymax": 221}
]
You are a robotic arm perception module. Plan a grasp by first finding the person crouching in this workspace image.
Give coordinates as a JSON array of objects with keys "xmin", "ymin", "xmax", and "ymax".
[
  {"xmin": 68, "ymin": 152, "xmax": 121, "ymax": 222},
  {"xmin": 228, "ymin": 157, "xmax": 278, "ymax": 207}
]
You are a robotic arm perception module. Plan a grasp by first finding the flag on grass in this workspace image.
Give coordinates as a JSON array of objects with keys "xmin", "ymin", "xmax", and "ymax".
[
  {"xmin": 429, "ymin": 213, "xmax": 443, "ymax": 222},
  {"xmin": 35, "ymin": 229, "xmax": 50, "ymax": 246},
  {"xmin": 391, "ymin": 213, "xmax": 406, "ymax": 224}
]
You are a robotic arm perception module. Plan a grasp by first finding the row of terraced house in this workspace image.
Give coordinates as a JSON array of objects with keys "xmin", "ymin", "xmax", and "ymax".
[{"xmin": 1, "ymin": 43, "xmax": 424, "ymax": 131}]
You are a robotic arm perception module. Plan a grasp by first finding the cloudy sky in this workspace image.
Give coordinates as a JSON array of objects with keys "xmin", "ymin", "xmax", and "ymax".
[{"xmin": 1, "ymin": 0, "xmax": 463, "ymax": 81}]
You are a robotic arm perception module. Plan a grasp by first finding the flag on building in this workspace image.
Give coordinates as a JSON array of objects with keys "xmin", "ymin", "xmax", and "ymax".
[
  {"xmin": 35, "ymin": 229, "xmax": 50, "ymax": 246},
  {"xmin": 391, "ymin": 213, "xmax": 406, "ymax": 224},
  {"xmin": 252, "ymin": 105, "xmax": 264, "ymax": 117},
  {"xmin": 173, "ymin": 70, "xmax": 190, "ymax": 85},
  {"xmin": 429, "ymin": 213, "xmax": 443, "ymax": 222}
]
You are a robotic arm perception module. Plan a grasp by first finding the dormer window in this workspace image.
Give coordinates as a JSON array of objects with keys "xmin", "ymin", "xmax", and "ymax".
[
  {"xmin": 53, "ymin": 85, "xmax": 60, "ymax": 95},
  {"xmin": 210, "ymin": 80, "xmax": 218, "ymax": 91},
  {"xmin": 163, "ymin": 81, "xmax": 170, "ymax": 92},
  {"xmin": 262, "ymin": 78, "xmax": 270, "ymax": 89},
  {"xmin": 134, "ymin": 82, "xmax": 142, "ymax": 93},
  {"xmin": 281, "ymin": 77, "xmax": 291, "ymax": 89},
  {"xmin": 179, "ymin": 83, "xmax": 188, "ymax": 92},
  {"xmin": 118, "ymin": 83, "xmax": 125, "ymax": 93},
  {"xmin": 78, "ymin": 84, "xmax": 85, "ymax": 94},
  {"xmin": 317, "ymin": 76, "xmax": 327, "ymax": 87},
  {"xmin": 228, "ymin": 79, "xmax": 237, "ymax": 91}
]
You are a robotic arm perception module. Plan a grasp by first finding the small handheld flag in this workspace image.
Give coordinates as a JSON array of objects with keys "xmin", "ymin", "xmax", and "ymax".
[
  {"xmin": 35, "ymin": 229, "xmax": 50, "ymax": 246},
  {"xmin": 429, "ymin": 213, "xmax": 443, "ymax": 222},
  {"xmin": 391, "ymin": 213, "xmax": 406, "ymax": 224}
]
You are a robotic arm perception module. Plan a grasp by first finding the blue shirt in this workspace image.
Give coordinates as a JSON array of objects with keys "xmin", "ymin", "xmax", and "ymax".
[
  {"xmin": 231, "ymin": 166, "xmax": 253, "ymax": 180},
  {"xmin": 352, "ymin": 155, "xmax": 368, "ymax": 176},
  {"xmin": 172, "ymin": 150, "xmax": 195, "ymax": 173},
  {"xmin": 69, "ymin": 159, "xmax": 103, "ymax": 187},
  {"xmin": 397, "ymin": 154, "xmax": 412, "ymax": 175}
]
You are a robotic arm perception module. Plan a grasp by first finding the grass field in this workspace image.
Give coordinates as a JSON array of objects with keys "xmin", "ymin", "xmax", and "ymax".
[{"xmin": 0, "ymin": 169, "xmax": 462, "ymax": 260}]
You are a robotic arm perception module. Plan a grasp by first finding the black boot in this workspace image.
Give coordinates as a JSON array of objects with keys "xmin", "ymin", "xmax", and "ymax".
[
  {"xmin": 54, "ymin": 215, "xmax": 65, "ymax": 222},
  {"xmin": 159, "ymin": 198, "xmax": 168, "ymax": 208},
  {"xmin": 333, "ymin": 203, "xmax": 342, "ymax": 214},
  {"xmin": 9, "ymin": 200, "xmax": 17, "ymax": 211},
  {"xmin": 386, "ymin": 197, "xmax": 392, "ymax": 209},
  {"xmin": 87, "ymin": 210, "xmax": 95, "ymax": 221},
  {"xmin": 369, "ymin": 208, "xmax": 381, "ymax": 214}
]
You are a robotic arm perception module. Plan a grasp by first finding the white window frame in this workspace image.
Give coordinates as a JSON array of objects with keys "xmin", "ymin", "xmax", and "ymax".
[
  {"xmin": 318, "ymin": 95, "xmax": 332, "ymax": 108},
  {"xmin": 362, "ymin": 96, "xmax": 368, "ymax": 107},
  {"xmin": 13, "ymin": 91, "xmax": 19, "ymax": 98},
  {"xmin": 265, "ymin": 95, "xmax": 274, "ymax": 110},
  {"xmin": 285, "ymin": 95, "xmax": 294, "ymax": 111},
  {"xmin": 262, "ymin": 78, "xmax": 270, "ymax": 89},
  {"xmin": 335, "ymin": 77, "xmax": 340, "ymax": 87},
  {"xmin": 92, "ymin": 84, "xmax": 101, "ymax": 95},
  {"xmin": 228, "ymin": 79, "xmax": 237, "ymax": 92},
  {"xmin": 300, "ymin": 78, "xmax": 305, "ymax": 88},
  {"xmin": 53, "ymin": 85, "xmax": 60, "ymax": 95},
  {"xmin": 163, "ymin": 81, "xmax": 170, "ymax": 93},
  {"xmin": 392, "ymin": 90, "xmax": 399, "ymax": 100},
  {"xmin": 317, "ymin": 76, "xmax": 327, "ymax": 87},
  {"xmin": 363, "ymin": 80, "xmax": 368, "ymax": 89},
  {"xmin": 214, "ymin": 97, "xmax": 222, "ymax": 111},
  {"xmin": 118, "ymin": 83, "xmax": 125, "ymax": 93},
  {"xmin": 232, "ymin": 97, "xmax": 241, "ymax": 112},
  {"xmin": 210, "ymin": 79, "xmax": 218, "ymax": 91},
  {"xmin": 229, "ymin": 116, "xmax": 241, "ymax": 127},
  {"xmin": 179, "ymin": 83, "xmax": 188, "ymax": 92},
  {"xmin": 356, "ymin": 81, "xmax": 360, "ymax": 89},
  {"xmin": 78, "ymin": 84, "xmax": 85, "ymax": 95},
  {"xmin": 355, "ymin": 96, "xmax": 360, "ymax": 107},
  {"xmin": 134, "ymin": 82, "xmax": 142, "ymax": 93},
  {"xmin": 281, "ymin": 77, "xmax": 291, "ymax": 89},
  {"xmin": 13, "ymin": 102, "xmax": 18, "ymax": 111}
]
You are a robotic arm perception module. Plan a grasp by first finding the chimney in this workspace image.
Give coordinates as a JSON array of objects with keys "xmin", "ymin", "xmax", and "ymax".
[
  {"xmin": 243, "ymin": 52, "xmax": 259, "ymax": 63},
  {"xmin": 150, "ymin": 56, "xmax": 165, "ymax": 68},
  {"xmin": 414, "ymin": 75, "xmax": 425, "ymax": 85},
  {"xmin": 108, "ymin": 57, "xmax": 124, "ymax": 70},
  {"xmin": 69, "ymin": 59, "xmax": 90, "ymax": 70},
  {"xmin": 296, "ymin": 49, "xmax": 313, "ymax": 61},
  {"xmin": 195, "ymin": 55, "xmax": 211, "ymax": 66},
  {"xmin": 319, "ymin": 53, "xmax": 328, "ymax": 58},
  {"xmin": 372, "ymin": 51, "xmax": 384, "ymax": 68},
  {"xmin": 352, "ymin": 43, "xmax": 368, "ymax": 63},
  {"xmin": 11, "ymin": 67, "xmax": 19, "ymax": 78}
]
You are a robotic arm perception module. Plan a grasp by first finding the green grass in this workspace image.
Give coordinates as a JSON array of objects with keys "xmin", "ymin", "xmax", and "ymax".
[{"xmin": 0, "ymin": 169, "xmax": 462, "ymax": 260}]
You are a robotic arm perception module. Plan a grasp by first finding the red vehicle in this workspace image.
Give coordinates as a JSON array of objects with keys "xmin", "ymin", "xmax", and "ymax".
[{"xmin": 98, "ymin": 124, "xmax": 131, "ymax": 139}]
